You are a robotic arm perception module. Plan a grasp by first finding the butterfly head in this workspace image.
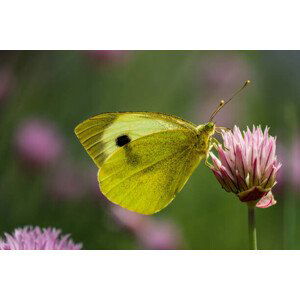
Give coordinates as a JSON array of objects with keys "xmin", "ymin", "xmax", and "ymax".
[
  {"xmin": 201, "ymin": 122, "xmax": 215, "ymax": 137},
  {"xmin": 195, "ymin": 122, "xmax": 216, "ymax": 155}
]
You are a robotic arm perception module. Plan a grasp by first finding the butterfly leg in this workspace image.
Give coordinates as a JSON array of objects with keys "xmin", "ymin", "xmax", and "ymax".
[
  {"xmin": 205, "ymin": 137, "xmax": 220, "ymax": 168},
  {"xmin": 205, "ymin": 158, "xmax": 214, "ymax": 168},
  {"xmin": 210, "ymin": 137, "xmax": 221, "ymax": 149},
  {"xmin": 215, "ymin": 126, "xmax": 231, "ymax": 134},
  {"xmin": 211, "ymin": 136, "xmax": 230, "ymax": 152}
]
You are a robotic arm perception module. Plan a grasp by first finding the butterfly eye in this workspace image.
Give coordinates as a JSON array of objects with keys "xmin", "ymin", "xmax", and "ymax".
[{"xmin": 116, "ymin": 135, "xmax": 131, "ymax": 147}]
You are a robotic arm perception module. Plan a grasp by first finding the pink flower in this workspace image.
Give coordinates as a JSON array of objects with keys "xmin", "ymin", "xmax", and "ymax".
[
  {"xmin": 110, "ymin": 205, "xmax": 147, "ymax": 232},
  {"xmin": 0, "ymin": 226, "xmax": 82, "ymax": 250},
  {"xmin": 198, "ymin": 54, "xmax": 252, "ymax": 91},
  {"xmin": 14, "ymin": 119, "xmax": 64, "ymax": 169},
  {"xmin": 86, "ymin": 50, "xmax": 130, "ymax": 65},
  {"xmin": 274, "ymin": 137, "xmax": 300, "ymax": 192},
  {"xmin": 291, "ymin": 137, "xmax": 300, "ymax": 189},
  {"xmin": 273, "ymin": 143, "xmax": 287, "ymax": 190},
  {"xmin": 111, "ymin": 205, "xmax": 183, "ymax": 249},
  {"xmin": 46, "ymin": 163, "xmax": 86, "ymax": 201},
  {"xmin": 210, "ymin": 125, "xmax": 281, "ymax": 208},
  {"xmin": 135, "ymin": 220, "xmax": 182, "ymax": 250}
]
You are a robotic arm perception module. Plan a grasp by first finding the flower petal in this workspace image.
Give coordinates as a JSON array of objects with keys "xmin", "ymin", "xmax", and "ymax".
[
  {"xmin": 256, "ymin": 192, "xmax": 277, "ymax": 208},
  {"xmin": 211, "ymin": 169, "xmax": 232, "ymax": 192},
  {"xmin": 220, "ymin": 166, "xmax": 239, "ymax": 193}
]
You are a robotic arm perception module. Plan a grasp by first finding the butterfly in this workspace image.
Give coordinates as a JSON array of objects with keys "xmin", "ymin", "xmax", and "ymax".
[{"xmin": 74, "ymin": 81, "xmax": 250, "ymax": 215}]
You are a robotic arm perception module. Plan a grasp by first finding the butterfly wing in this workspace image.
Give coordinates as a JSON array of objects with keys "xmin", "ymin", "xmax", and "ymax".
[
  {"xmin": 75, "ymin": 112, "xmax": 203, "ymax": 214},
  {"xmin": 98, "ymin": 129, "xmax": 203, "ymax": 214},
  {"xmin": 74, "ymin": 112, "xmax": 196, "ymax": 168}
]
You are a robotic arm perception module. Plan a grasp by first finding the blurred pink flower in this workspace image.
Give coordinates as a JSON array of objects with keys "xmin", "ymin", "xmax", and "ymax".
[
  {"xmin": 14, "ymin": 119, "xmax": 64, "ymax": 169},
  {"xmin": 0, "ymin": 226, "xmax": 82, "ymax": 250},
  {"xmin": 86, "ymin": 50, "xmax": 130, "ymax": 65},
  {"xmin": 46, "ymin": 163, "xmax": 87, "ymax": 201},
  {"xmin": 136, "ymin": 220, "xmax": 182, "ymax": 250},
  {"xmin": 210, "ymin": 125, "xmax": 281, "ymax": 208},
  {"xmin": 110, "ymin": 205, "xmax": 148, "ymax": 232},
  {"xmin": 111, "ymin": 206, "xmax": 182, "ymax": 249},
  {"xmin": 272, "ymin": 142, "xmax": 288, "ymax": 192},
  {"xmin": 198, "ymin": 54, "xmax": 252, "ymax": 91},
  {"xmin": 0, "ymin": 66, "xmax": 14, "ymax": 104},
  {"xmin": 291, "ymin": 137, "xmax": 300, "ymax": 189}
]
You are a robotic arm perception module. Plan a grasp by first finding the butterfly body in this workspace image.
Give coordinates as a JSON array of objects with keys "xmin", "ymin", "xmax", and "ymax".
[{"xmin": 75, "ymin": 112, "xmax": 215, "ymax": 214}]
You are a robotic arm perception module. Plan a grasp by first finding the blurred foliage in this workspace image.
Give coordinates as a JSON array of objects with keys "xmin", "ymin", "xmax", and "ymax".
[{"xmin": 0, "ymin": 50, "xmax": 299, "ymax": 249}]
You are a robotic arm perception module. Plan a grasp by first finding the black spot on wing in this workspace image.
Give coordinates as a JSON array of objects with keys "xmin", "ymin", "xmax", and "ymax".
[{"xmin": 116, "ymin": 135, "xmax": 131, "ymax": 147}]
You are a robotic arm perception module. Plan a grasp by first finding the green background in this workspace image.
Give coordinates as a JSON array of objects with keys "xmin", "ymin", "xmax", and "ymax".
[{"xmin": 0, "ymin": 50, "xmax": 298, "ymax": 249}]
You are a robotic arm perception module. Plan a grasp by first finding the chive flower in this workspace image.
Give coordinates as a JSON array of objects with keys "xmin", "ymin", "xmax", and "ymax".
[
  {"xmin": 14, "ymin": 119, "xmax": 63, "ymax": 169},
  {"xmin": 0, "ymin": 226, "xmax": 82, "ymax": 250},
  {"xmin": 210, "ymin": 125, "xmax": 281, "ymax": 208},
  {"xmin": 111, "ymin": 205, "xmax": 183, "ymax": 249}
]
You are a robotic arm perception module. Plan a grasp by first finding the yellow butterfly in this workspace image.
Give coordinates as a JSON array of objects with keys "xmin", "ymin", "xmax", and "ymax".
[{"xmin": 75, "ymin": 81, "xmax": 250, "ymax": 215}]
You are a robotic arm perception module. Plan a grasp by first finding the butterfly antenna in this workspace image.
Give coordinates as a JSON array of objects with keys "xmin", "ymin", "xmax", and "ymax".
[{"xmin": 208, "ymin": 80, "xmax": 251, "ymax": 122}]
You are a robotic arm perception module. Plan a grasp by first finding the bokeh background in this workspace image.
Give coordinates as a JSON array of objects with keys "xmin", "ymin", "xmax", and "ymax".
[{"xmin": 0, "ymin": 50, "xmax": 299, "ymax": 250}]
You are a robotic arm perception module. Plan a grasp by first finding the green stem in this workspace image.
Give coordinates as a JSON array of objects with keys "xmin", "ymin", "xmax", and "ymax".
[
  {"xmin": 247, "ymin": 205, "xmax": 257, "ymax": 250},
  {"xmin": 283, "ymin": 189, "xmax": 296, "ymax": 249}
]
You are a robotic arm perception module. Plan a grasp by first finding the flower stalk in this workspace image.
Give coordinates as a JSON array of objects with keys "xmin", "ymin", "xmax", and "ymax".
[{"xmin": 247, "ymin": 203, "xmax": 257, "ymax": 250}]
